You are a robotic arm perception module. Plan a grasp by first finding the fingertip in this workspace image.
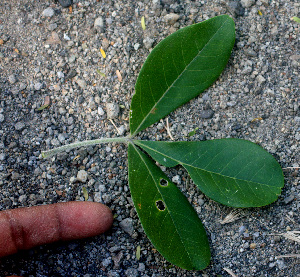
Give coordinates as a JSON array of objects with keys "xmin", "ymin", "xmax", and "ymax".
[{"xmin": 57, "ymin": 201, "xmax": 113, "ymax": 240}]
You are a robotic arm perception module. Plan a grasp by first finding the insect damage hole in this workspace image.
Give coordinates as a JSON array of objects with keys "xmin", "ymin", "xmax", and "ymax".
[
  {"xmin": 155, "ymin": 200, "xmax": 166, "ymax": 211},
  {"xmin": 159, "ymin": 178, "xmax": 168, "ymax": 187}
]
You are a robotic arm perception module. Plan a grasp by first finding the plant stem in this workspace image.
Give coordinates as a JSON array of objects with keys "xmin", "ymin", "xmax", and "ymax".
[{"xmin": 42, "ymin": 137, "xmax": 130, "ymax": 158}]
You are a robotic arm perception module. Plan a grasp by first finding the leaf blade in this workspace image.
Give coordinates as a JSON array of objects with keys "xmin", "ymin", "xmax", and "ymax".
[
  {"xmin": 134, "ymin": 139, "xmax": 284, "ymax": 208},
  {"xmin": 291, "ymin": 16, "xmax": 300, "ymax": 23},
  {"xmin": 141, "ymin": 16, "xmax": 146, "ymax": 30},
  {"xmin": 128, "ymin": 143, "xmax": 210, "ymax": 270},
  {"xmin": 130, "ymin": 15, "xmax": 235, "ymax": 136},
  {"xmin": 100, "ymin": 48, "xmax": 106, "ymax": 58}
]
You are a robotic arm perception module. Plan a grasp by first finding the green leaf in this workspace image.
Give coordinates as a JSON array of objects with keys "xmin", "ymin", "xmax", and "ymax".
[
  {"xmin": 188, "ymin": 127, "xmax": 199, "ymax": 137},
  {"xmin": 82, "ymin": 187, "xmax": 88, "ymax": 201},
  {"xmin": 37, "ymin": 104, "xmax": 50, "ymax": 111},
  {"xmin": 136, "ymin": 245, "xmax": 141, "ymax": 260},
  {"xmin": 130, "ymin": 15, "xmax": 235, "ymax": 136},
  {"xmin": 96, "ymin": 69, "xmax": 106, "ymax": 77},
  {"xmin": 141, "ymin": 16, "xmax": 146, "ymax": 30},
  {"xmin": 134, "ymin": 139, "xmax": 284, "ymax": 208},
  {"xmin": 128, "ymin": 143, "xmax": 210, "ymax": 270},
  {"xmin": 291, "ymin": 16, "xmax": 300, "ymax": 23}
]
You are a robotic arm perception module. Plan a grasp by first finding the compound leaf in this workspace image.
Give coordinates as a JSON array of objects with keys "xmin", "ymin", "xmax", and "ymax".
[
  {"xmin": 128, "ymin": 143, "xmax": 210, "ymax": 270},
  {"xmin": 130, "ymin": 15, "xmax": 235, "ymax": 136},
  {"xmin": 134, "ymin": 139, "xmax": 284, "ymax": 208}
]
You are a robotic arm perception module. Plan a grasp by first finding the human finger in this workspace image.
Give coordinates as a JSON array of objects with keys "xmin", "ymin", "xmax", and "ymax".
[{"xmin": 0, "ymin": 201, "xmax": 113, "ymax": 258}]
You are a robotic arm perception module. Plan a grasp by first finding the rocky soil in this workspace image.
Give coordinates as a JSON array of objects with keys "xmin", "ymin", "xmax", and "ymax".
[{"xmin": 0, "ymin": 0, "xmax": 299, "ymax": 276}]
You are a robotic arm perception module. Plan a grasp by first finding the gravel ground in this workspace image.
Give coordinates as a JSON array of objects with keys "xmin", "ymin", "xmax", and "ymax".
[{"xmin": 0, "ymin": 0, "xmax": 299, "ymax": 276}]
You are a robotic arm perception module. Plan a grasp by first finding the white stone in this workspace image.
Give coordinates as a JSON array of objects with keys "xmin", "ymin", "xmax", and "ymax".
[
  {"xmin": 94, "ymin": 16, "xmax": 104, "ymax": 28},
  {"xmin": 164, "ymin": 13, "xmax": 180, "ymax": 25},
  {"xmin": 120, "ymin": 218, "xmax": 134, "ymax": 235},
  {"xmin": 118, "ymin": 125, "xmax": 126, "ymax": 136},
  {"xmin": 57, "ymin": 71, "xmax": 64, "ymax": 78},
  {"xmin": 34, "ymin": 82, "xmax": 43, "ymax": 91},
  {"xmin": 42, "ymin": 7, "xmax": 55, "ymax": 17},
  {"xmin": 58, "ymin": 134, "xmax": 65, "ymax": 143},
  {"xmin": 8, "ymin": 74, "xmax": 17, "ymax": 84},
  {"xmin": 172, "ymin": 175, "xmax": 181, "ymax": 184},
  {"xmin": 240, "ymin": 0, "xmax": 256, "ymax": 8},
  {"xmin": 76, "ymin": 79, "xmax": 86, "ymax": 89},
  {"xmin": 94, "ymin": 192, "xmax": 102, "ymax": 202},
  {"xmin": 64, "ymin": 33, "xmax": 71, "ymax": 41},
  {"xmin": 98, "ymin": 106, "xmax": 105, "ymax": 115},
  {"xmin": 143, "ymin": 37, "xmax": 154, "ymax": 49},
  {"xmin": 256, "ymin": 75, "xmax": 266, "ymax": 84},
  {"xmin": 19, "ymin": 195, "xmax": 27, "ymax": 203},
  {"xmin": 106, "ymin": 103, "xmax": 120, "ymax": 119},
  {"xmin": 77, "ymin": 170, "xmax": 88, "ymax": 183}
]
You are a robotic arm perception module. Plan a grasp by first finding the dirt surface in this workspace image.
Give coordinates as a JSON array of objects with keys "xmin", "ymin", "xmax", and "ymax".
[{"xmin": 0, "ymin": 0, "xmax": 299, "ymax": 276}]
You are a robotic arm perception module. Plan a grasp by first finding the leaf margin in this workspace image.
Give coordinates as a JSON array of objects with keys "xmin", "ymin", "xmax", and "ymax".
[
  {"xmin": 130, "ymin": 14, "xmax": 236, "ymax": 136},
  {"xmin": 133, "ymin": 138, "xmax": 284, "ymax": 208},
  {"xmin": 128, "ymin": 142, "xmax": 211, "ymax": 270}
]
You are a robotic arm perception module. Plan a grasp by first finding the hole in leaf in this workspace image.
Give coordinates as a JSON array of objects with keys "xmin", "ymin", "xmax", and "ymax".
[
  {"xmin": 155, "ymin": 200, "xmax": 166, "ymax": 211},
  {"xmin": 159, "ymin": 178, "xmax": 168, "ymax": 187}
]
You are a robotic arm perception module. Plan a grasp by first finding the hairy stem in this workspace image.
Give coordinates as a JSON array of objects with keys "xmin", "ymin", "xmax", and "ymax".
[{"xmin": 42, "ymin": 137, "xmax": 130, "ymax": 158}]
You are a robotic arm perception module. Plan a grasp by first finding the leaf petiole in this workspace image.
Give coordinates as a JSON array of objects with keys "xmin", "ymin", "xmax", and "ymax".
[{"xmin": 42, "ymin": 136, "xmax": 130, "ymax": 158}]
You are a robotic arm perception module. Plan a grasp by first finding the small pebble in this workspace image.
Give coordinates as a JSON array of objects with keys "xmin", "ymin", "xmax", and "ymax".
[
  {"xmin": 94, "ymin": 16, "xmax": 104, "ymax": 29},
  {"xmin": 102, "ymin": 257, "xmax": 112, "ymax": 267},
  {"xmin": 0, "ymin": 153, "xmax": 5, "ymax": 161},
  {"xmin": 138, "ymin": 263, "xmax": 145, "ymax": 272},
  {"xmin": 172, "ymin": 175, "xmax": 181, "ymax": 184},
  {"xmin": 65, "ymin": 69, "xmax": 77, "ymax": 79},
  {"xmin": 94, "ymin": 192, "xmax": 103, "ymax": 203},
  {"xmin": 164, "ymin": 13, "xmax": 180, "ymax": 25},
  {"xmin": 245, "ymin": 48, "xmax": 257, "ymax": 57},
  {"xmin": 15, "ymin": 122, "xmax": 25, "ymax": 131},
  {"xmin": 69, "ymin": 55, "xmax": 76, "ymax": 63},
  {"xmin": 253, "ymin": 232, "xmax": 260, "ymax": 238},
  {"xmin": 228, "ymin": 1, "xmax": 245, "ymax": 16},
  {"xmin": 42, "ymin": 7, "xmax": 55, "ymax": 17},
  {"xmin": 119, "ymin": 218, "xmax": 134, "ymax": 236},
  {"xmin": 97, "ymin": 106, "xmax": 105, "ymax": 116},
  {"xmin": 48, "ymin": 23, "xmax": 58, "ymax": 31},
  {"xmin": 274, "ymin": 235, "xmax": 281, "ymax": 242},
  {"xmin": 240, "ymin": 0, "xmax": 255, "ymax": 8},
  {"xmin": 106, "ymin": 103, "xmax": 120, "ymax": 119},
  {"xmin": 77, "ymin": 170, "xmax": 88, "ymax": 183},
  {"xmin": 57, "ymin": 71, "xmax": 64, "ymax": 78},
  {"xmin": 57, "ymin": 134, "xmax": 65, "ymax": 143},
  {"xmin": 239, "ymin": 225, "xmax": 246, "ymax": 235},
  {"xmin": 256, "ymin": 75, "xmax": 266, "ymax": 84},
  {"xmin": 200, "ymin": 109, "xmax": 214, "ymax": 119},
  {"xmin": 118, "ymin": 125, "xmax": 126, "ymax": 136},
  {"xmin": 19, "ymin": 195, "xmax": 27, "ymax": 203},
  {"xmin": 284, "ymin": 194, "xmax": 294, "ymax": 204},
  {"xmin": 11, "ymin": 172, "xmax": 20, "ymax": 180},
  {"xmin": 125, "ymin": 268, "xmax": 138, "ymax": 277},
  {"xmin": 76, "ymin": 79, "xmax": 86, "ymax": 89},
  {"xmin": 143, "ymin": 37, "xmax": 154, "ymax": 49},
  {"xmin": 8, "ymin": 74, "xmax": 17, "ymax": 84},
  {"xmin": 57, "ymin": 0, "xmax": 72, "ymax": 8},
  {"xmin": 64, "ymin": 33, "xmax": 71, "ymax": 41},
  {"xmin": 34, "ymin": 82, "xmax": 43, "ymax": 91}
]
